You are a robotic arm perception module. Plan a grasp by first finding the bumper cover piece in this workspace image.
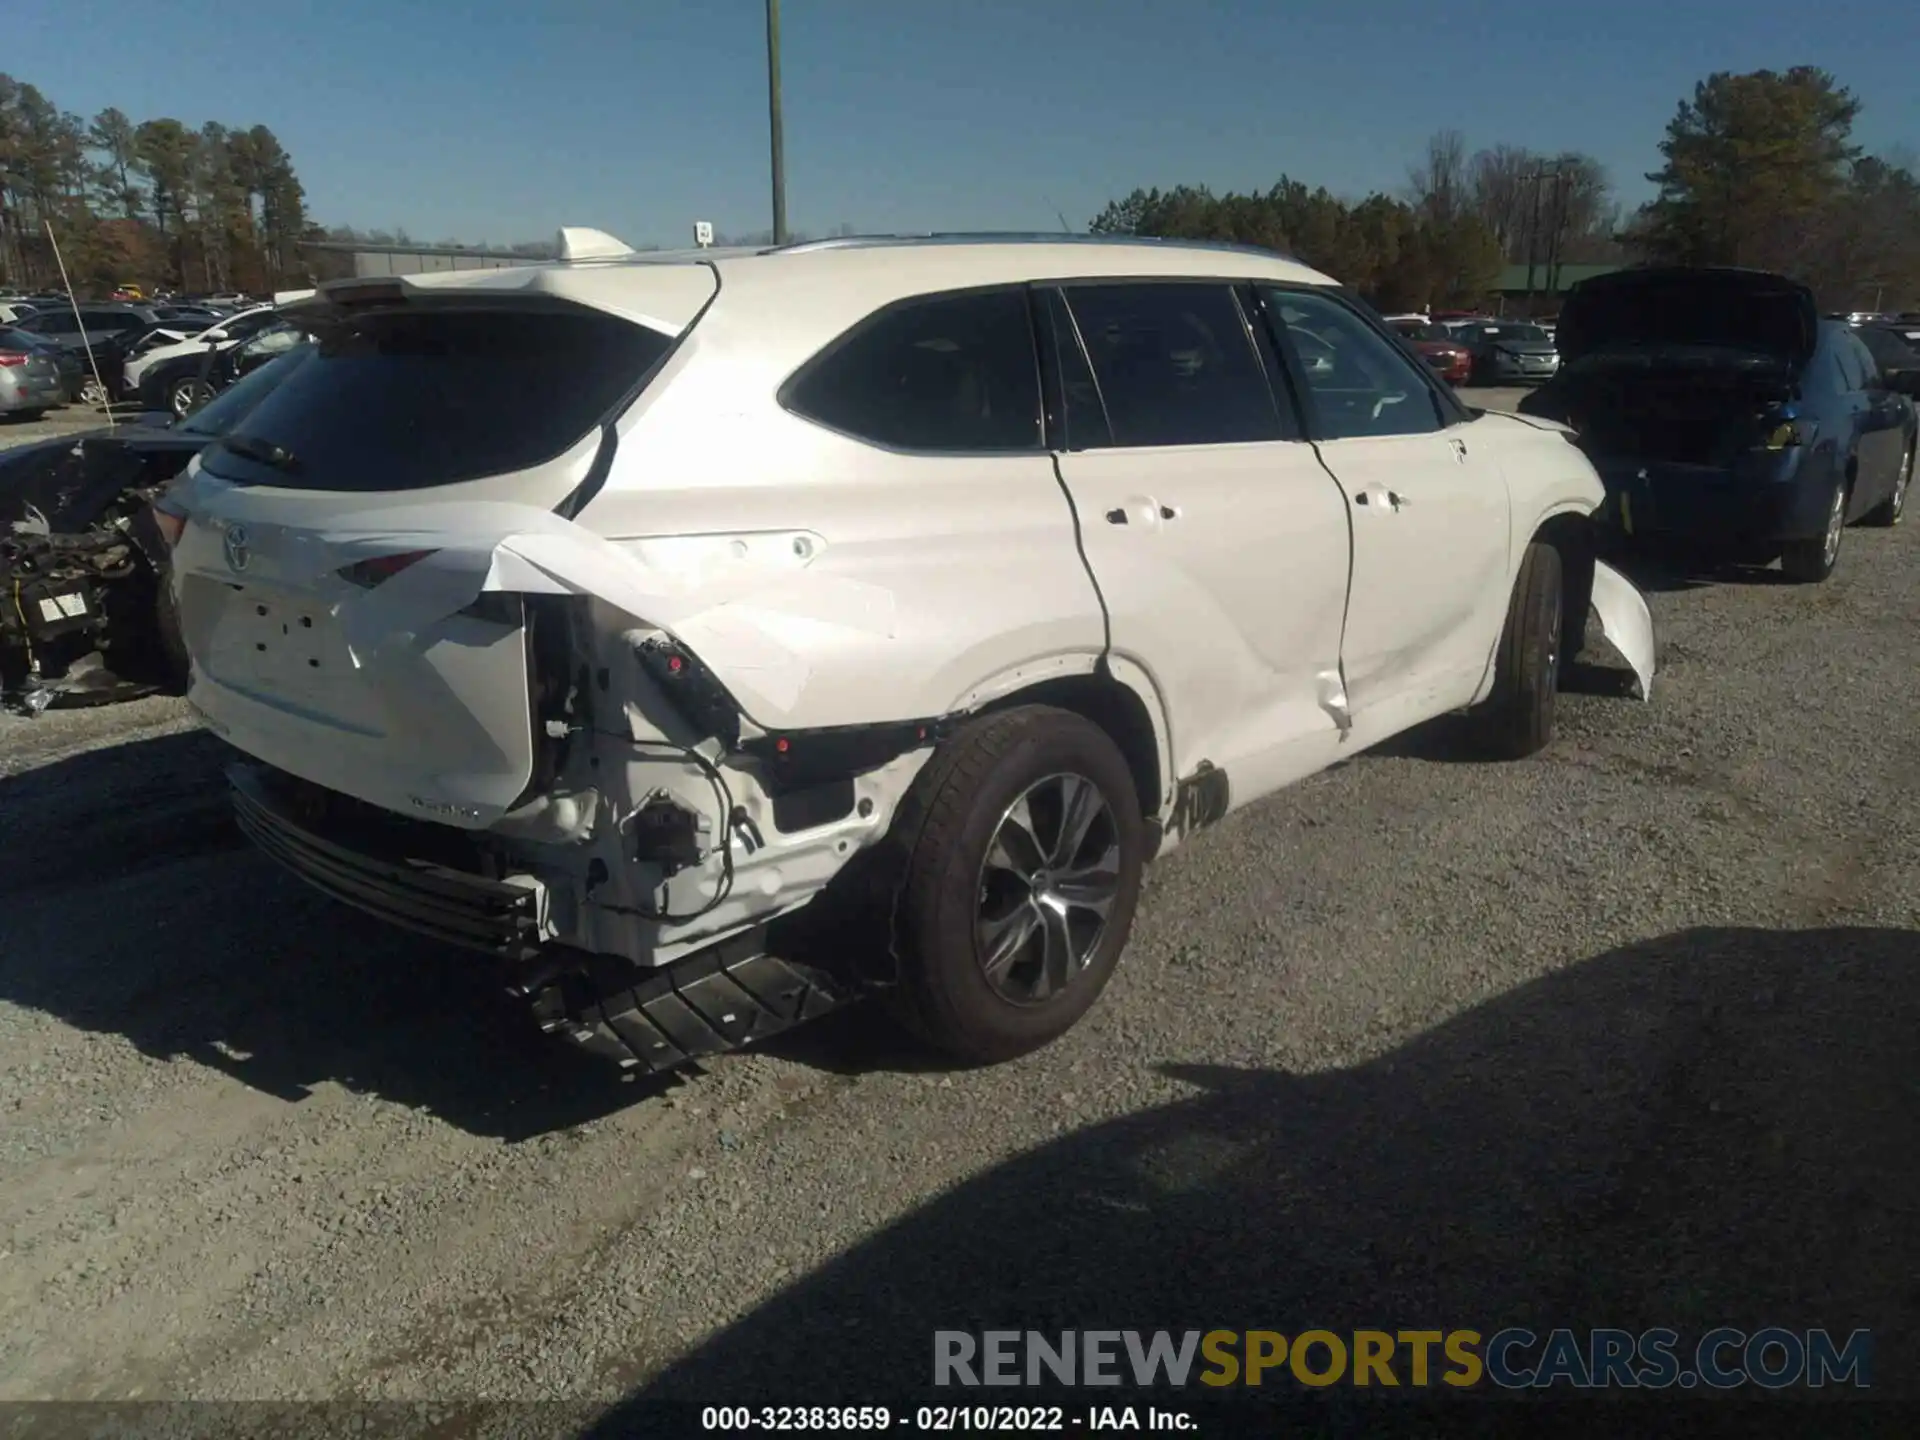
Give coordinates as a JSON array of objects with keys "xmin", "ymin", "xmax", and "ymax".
[
  {"xmin": 229, "ymin": 762, "xmax": 549, "ymax": 959},
  {"xmin": 534, "ymin": 925, "xmax": 850, "ymax": 1073},
  {"xmin": 1588, "ymin": 559, "xmax": 1657, "ymax": 701}
]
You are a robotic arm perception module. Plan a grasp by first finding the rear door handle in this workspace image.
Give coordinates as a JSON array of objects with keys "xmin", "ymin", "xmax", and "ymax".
[{"xmin": 1105, "ymin": 496, "xmax": 1180, "ymax": 526}]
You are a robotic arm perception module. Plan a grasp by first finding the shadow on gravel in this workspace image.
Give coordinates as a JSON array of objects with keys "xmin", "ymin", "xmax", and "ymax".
[
  {"xmin": 609, "ymin": 925, "xmax": 1920, "ymax": 1431},
  {"xmin": 0, "ymin": 731, "xmax": 652, "ymax": 1141},
  {"xmin": 1602, "ymin": 548, "xmax": 1796, "ymax": 594},
  {"xmin": 1366, "ymin": 659, "xmax": 1640, "ymax": 765}
]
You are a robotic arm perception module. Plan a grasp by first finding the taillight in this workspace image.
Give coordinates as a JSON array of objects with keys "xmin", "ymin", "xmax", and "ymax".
[
  {"xmin": 0, "ymin": 351, "xmax": 32, "ymax": 366},
  {"xmin": 338, "ymin": 549, "xmax": 438, "ymax": 587}
]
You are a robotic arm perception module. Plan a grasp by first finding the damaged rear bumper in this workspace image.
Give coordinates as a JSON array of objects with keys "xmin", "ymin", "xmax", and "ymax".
[{"xmin": 228, "ymin": 760, "xmax": 860, "ymax": 1072}]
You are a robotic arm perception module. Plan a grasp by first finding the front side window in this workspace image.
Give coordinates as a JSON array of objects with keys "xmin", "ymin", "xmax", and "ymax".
[
  {"xmin": 1260, "ymin": 287, "xmax": 1445, "ymax": 440},
  {"xmin": 783, "ymin": 288, "xmax": 1041, "ymax": 452},
  {"xmin": 1056, "ymin": 282, "xmax": 1283, "ymax": 447}
]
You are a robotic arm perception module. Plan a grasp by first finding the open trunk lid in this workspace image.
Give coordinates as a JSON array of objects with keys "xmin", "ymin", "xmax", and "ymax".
[{"xmin": 1555, "ymin": 267, "xmax": 1818, "ymax": 371}]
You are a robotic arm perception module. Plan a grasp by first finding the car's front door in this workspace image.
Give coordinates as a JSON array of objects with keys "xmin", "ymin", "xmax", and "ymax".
[
  {"xmin": 1254, "ymin": 286, "xmax": 1512, "ymax": 729},
  {"xmin": 1043, "ymin": 281, "xmax": 1355, "ymax": 803}
]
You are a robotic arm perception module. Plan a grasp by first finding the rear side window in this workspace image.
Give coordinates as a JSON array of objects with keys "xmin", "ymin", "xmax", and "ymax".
[
  {"xmin": 1057, "ymin": 283, "xmax": 1283, "ymax": 447},
  {"xmin": 783, "ymin": 288, "xmax": 1042, "ymax": 452},
  {"xmin": 202, "ymin": 306, "xmax": 673, "ymax": 491},
  {"xmin": 1832, "ymin": 333, "xmax": 1868, "ymax": 391},
  {"xmin": 1844, "ymin": 334, "xmax": 1881, "ymax": 388}
]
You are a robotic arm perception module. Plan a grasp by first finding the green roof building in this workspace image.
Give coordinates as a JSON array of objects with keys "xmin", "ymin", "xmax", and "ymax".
[{"xmin": 1492, "ymin": 262, "xmax": 1624, "ymax": 296}]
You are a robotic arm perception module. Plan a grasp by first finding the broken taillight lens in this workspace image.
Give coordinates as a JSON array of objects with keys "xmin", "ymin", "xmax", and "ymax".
[{"xmin": 338, "ymin": 548, "xmax": 438, "ymax": 587}]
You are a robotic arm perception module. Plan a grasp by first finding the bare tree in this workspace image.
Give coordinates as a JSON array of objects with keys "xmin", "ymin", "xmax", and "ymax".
[{"xmin": 1407, "ymin": 130, "xmax": 1469, "ymax": 223}]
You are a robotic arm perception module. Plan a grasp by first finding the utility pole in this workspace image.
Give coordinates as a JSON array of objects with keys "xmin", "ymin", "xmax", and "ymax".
[
  {"xmin": 766, "ymin": 0, "xmax": 788, "ymax": 246},
  {"xmin": 1521, "ymin": 162, "xmax": 1565, "ymax": 314}
]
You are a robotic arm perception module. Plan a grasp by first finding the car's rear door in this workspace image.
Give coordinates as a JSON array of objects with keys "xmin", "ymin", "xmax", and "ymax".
[
  {"xmin": 1843, "ymin": 332, "xmax": 1905, "ymax": 505},
  {"xmin": 1254, "ymin": 285, "xmax": 1511, "ymax": 728},
  {"xmin": 1043, "ymin": 280, "xmax": 1354, "ymax": 801}
]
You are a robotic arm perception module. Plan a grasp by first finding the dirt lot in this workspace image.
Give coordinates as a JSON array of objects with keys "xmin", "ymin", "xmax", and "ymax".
[{"xmin": 2, "ymin": 384, "xmax": 1916, "ymax": 1425}]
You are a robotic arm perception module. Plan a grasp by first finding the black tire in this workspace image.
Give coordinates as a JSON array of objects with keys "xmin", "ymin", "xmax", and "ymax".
[
  {"xmin": 1472, "ymin": 540, "xmax": 1563, "ymax": 760},
  {"xmin": 1781, "ymin": 475, "xmax": 1848, "ymax": 582},
  {"xmin": 169, "ymin": 376, "xmax": 213, "ymax": 418},
  {"xmin": 8, "ymin": 408, "xmax": 45, "ymax": 422},
  {"xmin": 885, "ymin": 704, "xmax": 1146, "ymax": 1065},
  {"xmin": 1863, "ymin": 440, "xmax": 1913, "ymax": 527}
]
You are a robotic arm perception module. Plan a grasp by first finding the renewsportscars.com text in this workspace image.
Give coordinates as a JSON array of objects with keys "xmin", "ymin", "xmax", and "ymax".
[{"xmin": 933, "ymin": 1327, "xmax": 1871, "ymax": 1390}]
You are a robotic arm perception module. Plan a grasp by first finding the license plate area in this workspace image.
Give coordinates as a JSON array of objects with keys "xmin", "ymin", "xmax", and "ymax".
[{"xmin": 201, "ymin": 584, "xmax": 366, "ymax": 719}]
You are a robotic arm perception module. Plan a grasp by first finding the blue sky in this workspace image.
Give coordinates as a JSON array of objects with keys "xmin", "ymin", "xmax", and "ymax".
[{"xmin": 9, "ymin": 0, "xmax": 1919, "ymax": 249}]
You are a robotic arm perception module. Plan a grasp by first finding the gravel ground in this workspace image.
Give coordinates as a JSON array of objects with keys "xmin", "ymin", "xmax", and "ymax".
[
  {"xmin": 0, "ymin": 403, "xmax": 118, "ymax": 452},
  {"xmin": 3, "ymin": 388, "xmax": 1915, "ymax": 1430}
]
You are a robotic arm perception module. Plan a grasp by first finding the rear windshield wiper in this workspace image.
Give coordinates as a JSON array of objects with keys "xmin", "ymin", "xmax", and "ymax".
[{"xmin": 214, "ymin": 433, "xmax": 301, "ymax": 474}]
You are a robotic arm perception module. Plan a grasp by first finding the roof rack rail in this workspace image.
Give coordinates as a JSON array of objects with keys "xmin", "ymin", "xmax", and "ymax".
[{"xmin": 761, "ymin": 232, "xmax": 1300, "ymax": 262}]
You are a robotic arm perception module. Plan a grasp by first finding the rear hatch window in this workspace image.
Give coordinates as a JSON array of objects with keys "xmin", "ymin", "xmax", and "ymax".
[{"xmin": 200, "ymin": 305, "xmax": 675, "ymax": 492}]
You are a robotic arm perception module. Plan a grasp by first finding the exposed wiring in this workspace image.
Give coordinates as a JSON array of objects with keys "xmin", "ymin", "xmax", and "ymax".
[{"xmin": 626, "ymin": 738, "xmax": 738, "ymax": 923}]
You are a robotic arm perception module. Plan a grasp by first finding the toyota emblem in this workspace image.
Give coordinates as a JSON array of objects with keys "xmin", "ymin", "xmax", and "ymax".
[{"xmin": 223, "ymin": 523, "xmax": 251, "ymax": 573}]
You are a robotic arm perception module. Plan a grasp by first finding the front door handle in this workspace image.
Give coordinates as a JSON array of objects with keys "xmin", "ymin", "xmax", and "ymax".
[{"xmin": 1355, "ymin": 488, "xmax": 1410, "ymax": 511}]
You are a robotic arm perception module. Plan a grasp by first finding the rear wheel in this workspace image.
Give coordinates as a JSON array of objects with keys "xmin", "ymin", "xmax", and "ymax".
[
  {"xmin": 1471, "ymin": 540, "xmax": 1563, "ymax": 760},
  {"xmin": 1781, "ymin": 477, "xmax": 1848, "ymax": 582},
  {"xmin": 886, "ymin": 705, "xmax": 1146, "ymax": 1065},
  {"xmin": 169, "ymin": 376, "xmax": 214, "ymax": 418},
  {"xmin": 78, "ymin": 377, "xmax": 108, "ymax": 408},
  {"xmin": 7, "ymin": 408, "xmax": 44, "ymax": 422},
  {"xmin": 1864, "ymin": 441, "xmax": 1912, "ymax": 527}
]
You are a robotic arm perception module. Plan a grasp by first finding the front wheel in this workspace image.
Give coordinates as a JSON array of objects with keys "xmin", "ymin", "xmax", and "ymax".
[
  {"xmin": 1863, "ymin": 441, "xmax": 1912, "ymax": 527},
  {"xmin": 1470, "ymin": 540, "xmax": 1563, "ymax": 760},
  {"xmin": 77, "ymin": 377, "xmax": 108, "ymax": 408},
  {"xmin": 886, "ymin": 705, "xmax": 1146, "ymax": 1065},
  {"xmin": 1781, "ymin": 477, "xmax": 1848, "ymax": 582}
]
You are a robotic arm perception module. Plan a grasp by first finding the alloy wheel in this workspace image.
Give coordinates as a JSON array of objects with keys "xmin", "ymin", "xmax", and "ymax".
[
  {"xmin": 1822, "ymin": 484, "xmax": 1846, "ymax": 567},
  {"xmin": 172, "ymin": 380, "xmax": 214, "ymax": 417},
  {"xmin": 975, "ymin": 772, "xmax": 1122, "ymax": 1006}
]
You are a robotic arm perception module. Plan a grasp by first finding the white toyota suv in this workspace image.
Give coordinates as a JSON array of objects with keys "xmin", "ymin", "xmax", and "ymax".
[{"xmin": 156, "ymin": 230, "xmax": 1656, "ymax": 1074}]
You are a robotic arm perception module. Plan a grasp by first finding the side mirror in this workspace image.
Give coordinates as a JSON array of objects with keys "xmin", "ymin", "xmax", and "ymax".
[{"xmin": 1887, "ymin": 368, "xmax": 1920, "ymax": 399}]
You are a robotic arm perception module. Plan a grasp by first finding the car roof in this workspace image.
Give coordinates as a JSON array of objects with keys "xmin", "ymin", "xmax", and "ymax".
[{"xmin": 290, "ymin": 233, "xmax": 1340, "ymax": 335}]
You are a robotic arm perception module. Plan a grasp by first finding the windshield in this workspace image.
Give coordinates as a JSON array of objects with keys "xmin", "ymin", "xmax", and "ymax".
[{"xmin": 177, "ymin": 342, "xmax": 316, "ymax": 436}]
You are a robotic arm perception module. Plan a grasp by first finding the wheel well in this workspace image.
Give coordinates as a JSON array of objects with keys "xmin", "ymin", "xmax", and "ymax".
[
  {"xmin": 1531, "ymin": 511, "xmax": 1596, "ymax": 653},
  {"xmin": 977, "ymin": 673, "xmax": 1163, "ymax": 822}
]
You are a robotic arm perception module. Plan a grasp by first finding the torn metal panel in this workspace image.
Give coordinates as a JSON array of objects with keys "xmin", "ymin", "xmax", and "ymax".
[{"xmin": 1589, "ymin": 559, "xmax": 1657, "ymax": 700}]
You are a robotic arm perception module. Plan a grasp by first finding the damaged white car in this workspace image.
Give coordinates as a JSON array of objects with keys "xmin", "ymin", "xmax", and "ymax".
[{"xmin": 154, "ymin": 230, "xmax": 1656, "ymax": 1074}]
